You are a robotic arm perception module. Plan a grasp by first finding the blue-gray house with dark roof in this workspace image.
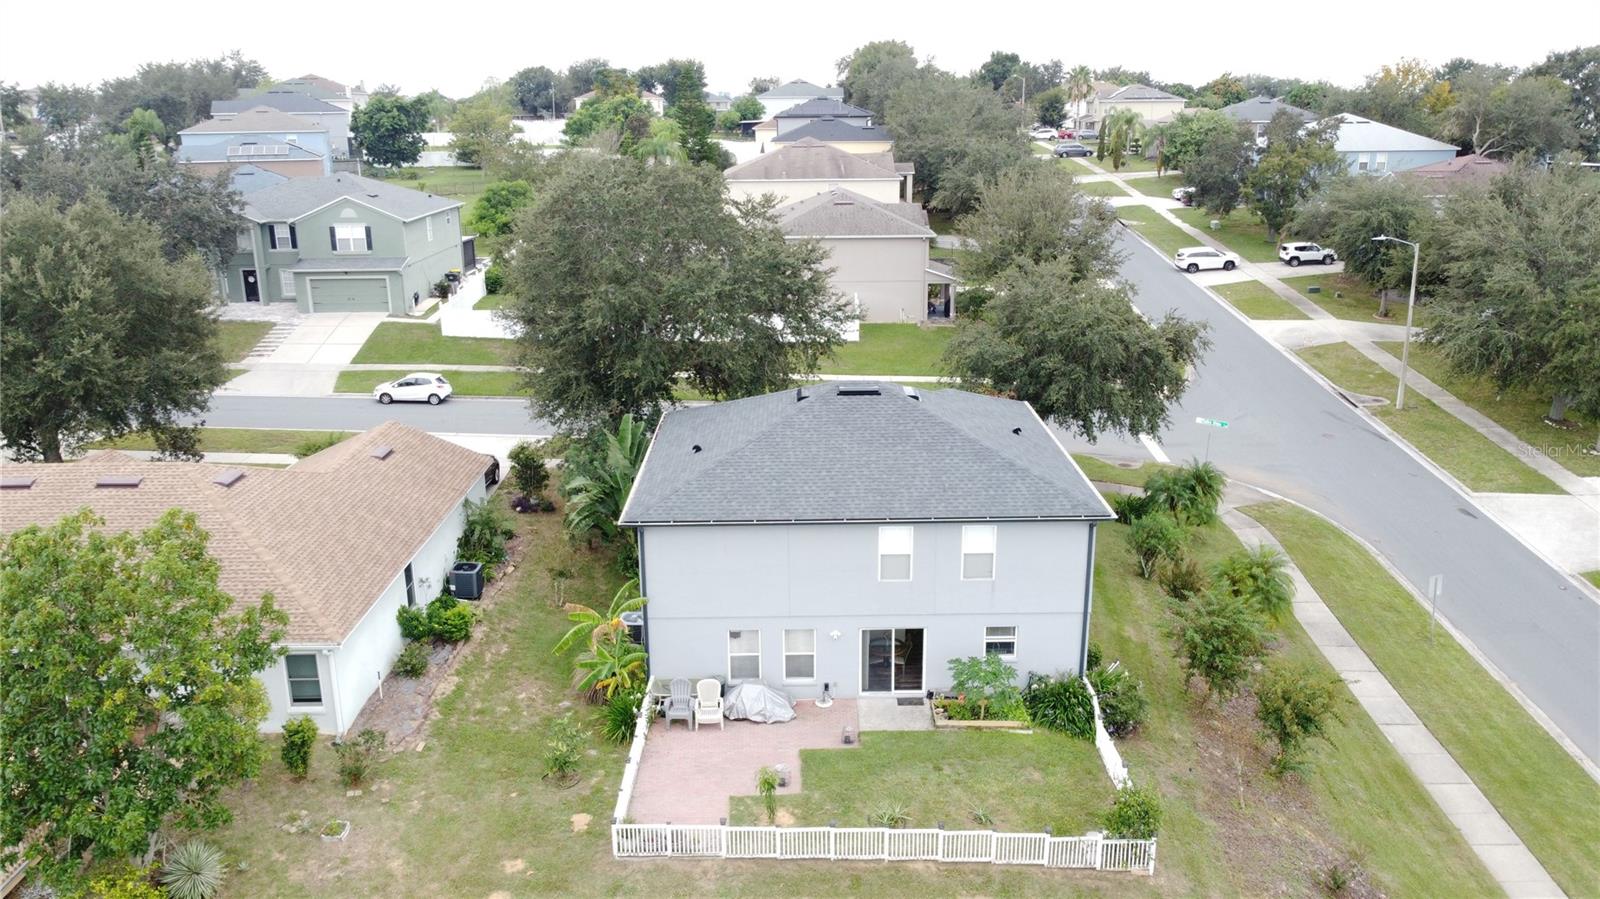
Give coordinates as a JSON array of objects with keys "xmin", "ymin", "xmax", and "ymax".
[{"xmin": 620, "ymin": 382, "xmax": 1113, "ymax": 698}]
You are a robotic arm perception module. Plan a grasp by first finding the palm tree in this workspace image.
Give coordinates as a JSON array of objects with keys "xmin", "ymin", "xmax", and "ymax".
[
  {"xmin": 1100, "ymin": 109, "xmax": 1144, "ymax": 171},
  {"xmin": 1212, "ymin": 546, "xmax": 1294, "ymax": 621},
  {"xmin": 553, "ymin": 579, "xmax": 647, "ymax": 654},
  {"xmin": 1065, "ymin": 65, "xmax": 1095, "ymax": 125},
  {"xmin": 564, "ymin": 413, "xmax": 650, "ymax": 544}
]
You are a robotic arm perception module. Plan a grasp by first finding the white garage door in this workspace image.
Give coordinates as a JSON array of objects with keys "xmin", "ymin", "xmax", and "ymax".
[{"xmin": 310, "ymin": 277, "xmax": 389, "ymax": 312}]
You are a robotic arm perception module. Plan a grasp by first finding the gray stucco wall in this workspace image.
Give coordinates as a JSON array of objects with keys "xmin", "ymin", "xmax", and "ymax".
[
  {"xmin": 816, "ymin": 237, "xmax": 931, "ymax": 323},
  {"xmin": 638, "ymin": 520, "xmax": 1095, "ymax": 698}
]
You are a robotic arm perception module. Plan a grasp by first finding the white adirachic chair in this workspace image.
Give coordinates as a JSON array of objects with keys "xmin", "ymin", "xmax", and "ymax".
[{"xmin": 694, "ymin": 678, "xmax": 724, "ymax": 731}]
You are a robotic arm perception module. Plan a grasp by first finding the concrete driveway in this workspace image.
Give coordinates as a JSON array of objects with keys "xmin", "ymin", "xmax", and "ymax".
[{"xmin": 258, "ymin": 312, "xmax": 388, "ymax": 365}]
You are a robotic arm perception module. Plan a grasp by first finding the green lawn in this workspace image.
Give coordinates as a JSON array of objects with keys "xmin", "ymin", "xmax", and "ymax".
[
  {"xmin": 351, "ymin": 323, "xmax": 514, "ymax": 366},
  {"xmin": 1244, "ymin": 502, "xmax": 1600, "ymax": 896},
  {"xmin": 1169, "ymin": 208, "xmax": 1277, "ymax": 262},
  {"xmin": 1280, "ymin": 273, "xmax": 1434, "ymax": 328},
  {"xmin": 1584, "ymin": 571, "xmax": 1600, "ymax": 588},
  {"xmin": 1297, "ymin": 343, "xmax": 1562, "ymax": 494},
  {"xmin": 1078, "ymin": 154, "xmax": 1158, "ymax": 174},
  {"xmin": 371, "ymin": 166, "xmax": 494, "ymax": 210},
  {"xmin": 1125, "ymin": 174, "xmax": 1186, "ymax": 199},
  {"xmin": 93, "ymin": 428, "xmax": 350, "ymax": 456},
  {"xmin": 216, "ymin": 321, "xmax": 275, "ymax": 363},
  {"xmin": 1092, "ymin": 517, "xmax": 1497, "ymax": 897},
  {"xmin": 925, "ymin": 209, "xmax": 958, "ymax": 235},
  {"xmin": 1376, "ymin": 342, "xmax": 1600, "ymax": 478},
  {"xmin": 1071, "ymin": 454, "xmax": 1172, "ymax": 488},
  {"xmin": 473, "ymin": 293, "xmax": 510, "ymax": 311},
  {"xmin": 1075, "ymin": 178, "xmax": 1130, "ymax": 198},
  {"xmin": 1211, "ymin": 281, "xmax": 1309, "ymax": 320},
  {"xmin": 1117, "ymin": 205, "xmax": 1193, "ymax": 257},
  {"xmin": 729, "ymin": 730, "xmax": 1113, "ymax": 833},
  {"xmin": 334, "ymin": 369, "xmax": 522, "ymax": 396},
  {"xmin": 820, "ymin": 323, "xmax": 952, "ymax": 376}
]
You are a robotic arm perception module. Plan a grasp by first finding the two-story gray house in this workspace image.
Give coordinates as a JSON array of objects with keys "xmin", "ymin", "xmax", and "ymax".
[
  {"xmin": 620, "ymin": 382, "xmax": 1114, "ymax": 699},
  {"xmin": 219, "ymin": 174, "xmax": 470, "ymax": 315}
]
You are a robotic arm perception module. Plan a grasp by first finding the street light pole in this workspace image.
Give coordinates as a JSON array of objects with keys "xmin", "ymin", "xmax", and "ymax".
[{"xmin": 1373, "ymin": 235, "xmax": 1421, "ymax": 411}]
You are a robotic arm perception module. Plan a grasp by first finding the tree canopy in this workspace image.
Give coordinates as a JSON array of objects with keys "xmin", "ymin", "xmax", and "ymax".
[
  {"xmin": 468, "ymin": 179, "xmax": 535, "ymax": 236},
  {"xmin": 351, "ymin": 94, "xmax": 430, "ymax": 169},
  {"xmin": 0, "ymin": 194, "xmax": 226, "ymax": 461},
  {"xmin": 883, "ymin": 70, "xmax": 1031, "ymax": 214},
  {"xmin": 563, "ymin": 93, "xmax": 654, "ymax": 153},
  {"xmin": 836, "ymin": 40, "xmax": 920, "ymax": 119},
  {"xmin": 955, "ymin": 162, "xmax": 1122, "ymax": 284},
  {"xmin": 1245, "ymin": 112, "xmax": 1341, "ymax": 239},
  {"xmin": 1288, "ymin": 174, "xmax": 1432, "ymax": 306},
  {"xmin": 1185, "ymin": 120, "xmax": 1256, "ymax": 217},
  {"xmin": 449, "ymin": 97, "xmax": 517, "ymax": 168},
  {"xmin": 500, "ymin": 155, "xmax": 849, "ymax": 428},
  {"xmin": 0, "ymin": 510, "xmax": 287, "ymax": 886}
]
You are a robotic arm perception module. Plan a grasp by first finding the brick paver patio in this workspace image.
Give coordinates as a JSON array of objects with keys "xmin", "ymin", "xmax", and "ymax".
[{"xmin": 627, "ymin": 699, "xmax": 859, "ymax": 825}]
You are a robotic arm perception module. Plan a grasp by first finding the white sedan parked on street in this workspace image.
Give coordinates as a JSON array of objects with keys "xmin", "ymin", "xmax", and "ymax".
[
  {"xmin": 373, "ymin": 372, "xmax": 453, "ymax": 405},
  {"xmin": 1173, "ymin": 246, "xmax": 1241, "ymax": 274}
]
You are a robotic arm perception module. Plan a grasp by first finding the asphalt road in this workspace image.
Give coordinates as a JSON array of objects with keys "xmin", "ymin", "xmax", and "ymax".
[
  {"xmin": 196, "ymin": 229, "xmax": 1600, "ymax": 763},
  {"xmin": 1083, "ymin": 227, "xmax": 1599, "ymax": 764}
]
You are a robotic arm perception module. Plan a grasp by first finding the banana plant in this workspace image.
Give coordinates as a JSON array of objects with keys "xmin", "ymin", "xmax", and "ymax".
[{"xmin": 553, "ymin": 578, "xmax": 646, "ymax": 654}]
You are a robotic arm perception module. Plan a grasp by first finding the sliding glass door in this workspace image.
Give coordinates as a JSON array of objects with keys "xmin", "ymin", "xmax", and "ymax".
[{"xmin": 861, "ymin": 628, "xmax": 924, "ymax": 693}]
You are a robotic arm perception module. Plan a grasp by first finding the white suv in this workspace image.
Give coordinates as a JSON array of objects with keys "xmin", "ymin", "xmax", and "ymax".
[
  {"xmin": 1174, "ymin": 246, "xmax": 1240, "ymax": 273},
  {"xmin": 1278, "ymin": 242, "xmax": 1337, "ymax": 267}
]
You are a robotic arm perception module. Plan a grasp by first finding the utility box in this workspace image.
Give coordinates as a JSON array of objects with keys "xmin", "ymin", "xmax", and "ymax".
[
  {"xmin": 449, "ymin": 562, "xmax": 484, "ymax": 600},
  {"xmin": 620, "ymin": 610, "xmax": 645, "ymax": 647}
]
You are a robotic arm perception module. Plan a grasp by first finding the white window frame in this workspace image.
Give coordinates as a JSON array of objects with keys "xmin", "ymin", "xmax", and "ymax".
[
  {"xmin": 333, "ymin": 223, "xmax": 368, "ymax": 254},
  {"xmin": 425, "ymin": 216, "xmax": 434, "ymax": 242},
  {"xmin": 272, "ymin": 223, "xmax": 293, "ymax": 248},
  {"xmin": 728, "ymin": 629, "xmax": 761, "ymax": 681},
  {"xmin": 783, "ymin": 629, "xmax": 816, "ymax": 683},
  {"xmin": 961, "ymin": 525, "xmax": 997, "ymax": 581},
  {"xmin": 285, "ymin": 653, "xmax": 323, "ymax": 706},
  {"xmin": 984, "ymin": 625, "xmax": 1018, "ymax": 660},
  {"xmin": 279, "ymin": 269, "xmax": 296, "ymax": 298},
  {"xmin": 1357, "ymin": 153, "xmax": 1370, "ymax": 172},
  {"xmin": 877, "ymin": 525, "xmax": 913, "ymax": 582},
  {"xmin": 1373, "ymin": 152, "xmax": 1388, "ymax": 173}
]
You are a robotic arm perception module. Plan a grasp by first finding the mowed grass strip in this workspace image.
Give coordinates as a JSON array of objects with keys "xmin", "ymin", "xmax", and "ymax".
[
  {"xmin": 1117, "ymin": 205, "xmax": 1194, "ymax": 257},
  {"xmin": 1126, "ymin": 174, "xmax": 1187, "ymax": 198},
  {"xmin": 1376, "ymin": 341, "xmax": 1600, "ymax": 478},
  {"xmin": 1280, "ymin": 273, "xmax": 1435, "ymax": 328},
  {"xmin": 1076, "ymin": 178, "xmax": 1131, "ymax": 198},
  {"xmin": 1071, "ymin": 454, "xmax": 1173, "ymax": 488},
  {"xmin": 1169, "ymin": 208, "xmax": 1277, "ymax": 262},
  {"xmin": 93, "ymin": 428, "xmax": 351, "ymax": 456},
  {"xmin": 351, "ymin": 323, "xmax": 514, "ymax": 366},
  {"xmin": 1297, "ymin": 343, "xmax": 1563, "ymax": 494},
  {"xmin": 1092, "ymin": 517, "xmax": 1498, "ymax": 897},
  {"xmin": 216, "ymin": 321, "xmax": 274, "ymax": 363},
  {"xmin": 334, "ymin": 369, "xmax": 522, "ymax": 397},
  {"xmin": 1211, "ymin": 281, "xmax": 1310, "ymax": 320},
  {"xmin": 819, "ymin": 323, "xmax": 952, "ymax": 376},
  {"xmin": 1078, "ymin": 154, "xmax": 1159, "ymax": 174},
  {"xmin": 1244, "ymin": 501, "xmax": 1600, "ymax": 896}
]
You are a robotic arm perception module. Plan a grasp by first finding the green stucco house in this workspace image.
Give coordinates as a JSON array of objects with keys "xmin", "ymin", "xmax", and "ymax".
[{"xmin": 219, "ymin": 174, "xmax": 471, "ymax": 315}]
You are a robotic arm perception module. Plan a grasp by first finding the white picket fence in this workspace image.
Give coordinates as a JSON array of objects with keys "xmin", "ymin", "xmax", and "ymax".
[{"xmin": 611, "ymin": 824, "xmax": 1156, "ymax": 874}]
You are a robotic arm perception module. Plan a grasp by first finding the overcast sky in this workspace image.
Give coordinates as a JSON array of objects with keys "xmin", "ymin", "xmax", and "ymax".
[{"xmin": 6, "ymin": 1, "xmax": 1596, "ymax": 99}]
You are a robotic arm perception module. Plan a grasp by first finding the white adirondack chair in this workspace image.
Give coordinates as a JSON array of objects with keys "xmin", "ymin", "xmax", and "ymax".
[{"xmin": 694, "ymin": 678, "xmax": 724, "ymax": 731}]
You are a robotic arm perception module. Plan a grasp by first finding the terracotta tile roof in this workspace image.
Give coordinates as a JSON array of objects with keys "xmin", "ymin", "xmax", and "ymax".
[{"xmin": 0, "ymin": 423, "xmax": 491, "ymax": 645}]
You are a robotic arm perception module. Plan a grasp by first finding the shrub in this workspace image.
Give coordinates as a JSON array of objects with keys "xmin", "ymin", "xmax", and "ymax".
[
  {"xmin": 601, "ymin": 688, "xmax": 644, "ymax": 745},
  {"xmin": 956, "ymin": 286, "xmax": 994, "ymax": 318},
  {"xmin": 1103, "ymin": 784, "xmax": 1162, "ymax": 839},
  {"xmin": 457, "ymin": 496, "xmax": 514, "ymax": 570},
  {"xmin": 1169, "ymin": 588, "xmax": 1266, "ymax": 700},
  {"xmin": 396, "ymin": 605, "xmax": 431, "ymax": 641},
  {"xmin": 934, "ymin": 697, "xmax": 976, "ymax": 720},
  {"xmin": 757, "ymin": 766, "xmax": 781, "ymax": 824},
  {"xmin": 1126, "ymin": 510, "xmax": 1186, "ymax": 578},
  {"xmin": 393, "ymin": 642, "xmax": 429, "ymax": 678},
  {"xmin": 280, "ymin": 715, "xmax": 317, "ymax": 779},
  {"xmin": 1158, "ymin": 556, "xmax": 1210, "ymax": 601},
  {"xmin": 432, "ymin": 277, "xmax": 451, "ymax": 299},
  {"xmin": 1088, "ymin": 664, "xmax": 1148, "ymax": 738},
  {"xmin": 333, "ymin": 729, "xmax": 386, "ymax": 788},
  {"xmin": 83, "ymin": 865, "xmax": 163, "ymax": 899},
  {"xmin": 507, "ymin": 441, "xmax": 550, "ymax": 501},
  {"xmin": 159, "ymin": 841, "xmax": 225, "ymax": 899},
  {"xmin": 431, "ymin": 604, "xmax": 476, "ymax": 643},
  {"xmin": 291, "ymin": 431, "xmax": 346, "ymax": 459},
  {"xmin": 1255, "ymin": 660, "xmax": 1346, "ymax": 776},
  {"xmin": 1109, "ymin": 491, "xmax": 1153, "ymax": 525},
  {"xmin": 484, "ymin": 263, "xmax": 506, "ymax": 294},
  {"xmin": 1085, "ymin": 641, "xmax": 1103, "ymax": 672},
  {"xmin": 1022, "ymin": 673, "xmax": 1095, "ymax": 739},
  {"xmin": 543, "ymin": 713, "xmax": 585, "ymax": 783},
  {"xmin": 867, "ymin": 803, "xmax": 911, "ymax": 829},
  {"xmin": 1213, "ymin": 546, "xmax": 1295, "ymax": 622},
  {"xmin": 1145, "ymin": 460, "xmax": 1225, "ymax": 525},
  {"xmin": 946, "ymin": 654, "xmax": 1022, "ymax": 719}
]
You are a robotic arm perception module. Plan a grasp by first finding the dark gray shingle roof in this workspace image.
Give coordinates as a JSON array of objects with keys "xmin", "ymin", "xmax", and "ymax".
[
  {"xmin": 620, "ymin": 383, "xmax": 1112, "ymax": 525},
  {"xmin": 773, "ymin": 119, "xmax": 892, "ymax": 143},
  {"xmin": 1218, "ymin": 96, "xmax": 1315, "ymax": 124},
  {"xmin": 777, "ymin": 98, "xmax": 874, "ymax": 120},
  {"xmin": 776, "ymin": 189, "xmax": 931, "ymax": 238},
  {"xmin": 241, "ymin": 174, "xmax": 461, "ymax": 223},
  {"xmin": 214, "ymin": 92, "xmax": 344, "ymax": 116},
  {"xmin": 756, "ymin": 80, "xmax": 844, "ymax": 100},
  {"xmin": 179, "ymin": 107, "xmax": 325, "ymax": 134}
]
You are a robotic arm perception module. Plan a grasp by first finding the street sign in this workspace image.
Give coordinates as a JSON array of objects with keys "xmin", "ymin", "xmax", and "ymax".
[
  {"xmin": 1427, "ymin": 574, "xmax": 1444, "ymax": 642},
  {"xmin": 1195, "ymin": 417, "xmax": 1230, "ymax": 429}
]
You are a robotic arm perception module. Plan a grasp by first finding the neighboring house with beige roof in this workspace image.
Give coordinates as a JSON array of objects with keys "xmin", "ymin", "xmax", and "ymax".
[
  {"xmin": 0, "ymin": 422, "xmax": 498, "ymax": 737},
  {"xmin": 776, "ymin": 188, "xmax": 952, "ymax": 323},
  {"xmin": 724, "ymin": 137, "xmax": 910, "ymax": 205},
  {"xmin": 1074, "ymin": 81, "xmax": 1187, "ymax": 129}
]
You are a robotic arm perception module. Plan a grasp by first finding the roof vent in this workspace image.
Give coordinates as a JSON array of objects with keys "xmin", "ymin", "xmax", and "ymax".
[
  {"xmin": 0, "ymin": 476, "xmax": 36, "ymax": 490},
  {"xmin": 795, "ymin": 386, "xmax": 809, "ymax": 402},
  {"xmin": 370, "ymin": 445, "xmax": 394, "ymax": 460},
  {"xmin": 95, "ymin": 475, "xmax": 143, "ymax": 488},
  {"xmin": 837, "ymin": 384, "xmax": 881, "ymax": 397},
  {"xmin": 212, "ymin": 468, "xmax": 246, "ymax": 488},
  {"xmin": 691, "ymin": 444, "xmax": 703, "ymax": 454},
  {"xmin": 902, "ymin": 385, "xmax": 921, "ymax": 401},
  {"xmin": 1011, "ymin": 427, "xmax": 1024, "ymax": 436}
]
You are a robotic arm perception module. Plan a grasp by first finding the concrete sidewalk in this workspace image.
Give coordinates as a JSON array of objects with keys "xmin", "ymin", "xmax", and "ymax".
[{"xmin": 1222, "ymin": 504, "xmax": 1567, "ymax": 899}]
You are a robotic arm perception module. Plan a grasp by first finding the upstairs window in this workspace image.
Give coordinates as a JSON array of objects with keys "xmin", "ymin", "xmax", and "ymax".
[
  {"xmin": 878, "ymin": 526, "xmax": 913, "ymax": 581},
  {"xmin": 962, "ymin": 525, "xmax": 996, "ymax": 580},
  {"xmin": 332, "ymin": 223, "xmax": 370, "ymax": 253}
]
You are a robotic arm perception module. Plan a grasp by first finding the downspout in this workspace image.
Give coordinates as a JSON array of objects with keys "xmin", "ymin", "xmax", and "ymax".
[
  {"xmin": 1078, "ymin": 522, "xmax": 1098, "ymax": 674},
  {"xmin": 636, "ymin": 528, "xmax": 650, "ymax": 660},
  {"xmin": 249, "ymin": 223, "xmax": 267, "ymax": 301},
  {"xmin": 325, "ymin": 648, "xmax": 345, "ymax": 737}
]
